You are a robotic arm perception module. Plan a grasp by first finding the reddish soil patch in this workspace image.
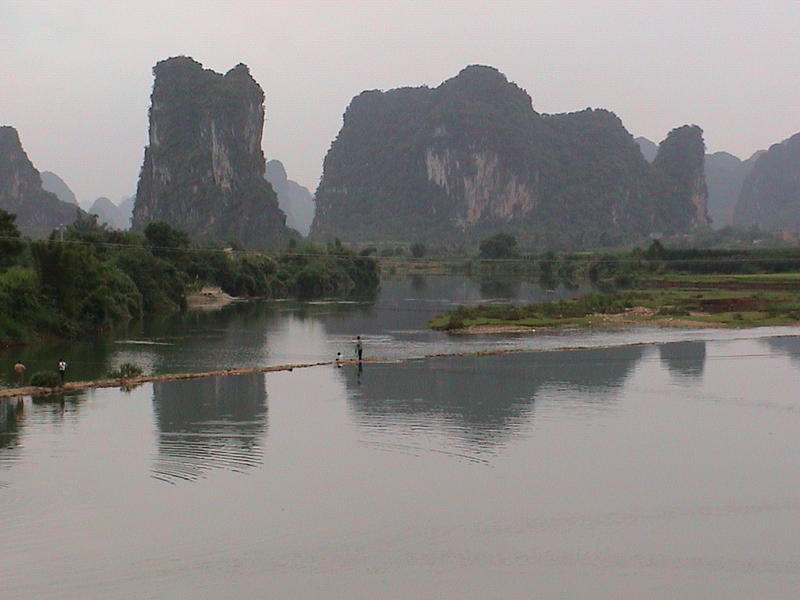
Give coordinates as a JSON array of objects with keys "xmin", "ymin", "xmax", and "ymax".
[{"xmin": 697, "ymin": 297, "xmax": 763, "ymax": 313}]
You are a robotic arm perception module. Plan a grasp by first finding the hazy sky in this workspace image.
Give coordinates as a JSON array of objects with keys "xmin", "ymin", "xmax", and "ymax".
[{"xmin": 3, "ymin": 1, "xmax": 799, "ymax": 206}]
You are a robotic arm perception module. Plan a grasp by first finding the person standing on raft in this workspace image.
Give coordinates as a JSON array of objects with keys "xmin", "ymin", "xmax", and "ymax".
[{"xmin": 57, "ymin": 359, "xmax": 67, "ymax": 385}]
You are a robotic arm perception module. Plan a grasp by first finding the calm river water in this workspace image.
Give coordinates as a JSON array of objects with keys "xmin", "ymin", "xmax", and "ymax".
[{"xmin": 2, "ymin": 275, "xmax": 799, "ymax": 598}]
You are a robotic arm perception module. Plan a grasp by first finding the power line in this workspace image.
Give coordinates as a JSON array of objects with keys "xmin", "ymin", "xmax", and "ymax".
[{"xmin": 5, "ymin": 234, "xmax": 800, "ymax": 265}]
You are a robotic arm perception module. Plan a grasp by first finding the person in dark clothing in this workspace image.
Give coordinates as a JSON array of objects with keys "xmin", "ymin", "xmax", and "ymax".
[{"xmin": 355, "ymin": 336, "xmax": 363, "ymax": 362}]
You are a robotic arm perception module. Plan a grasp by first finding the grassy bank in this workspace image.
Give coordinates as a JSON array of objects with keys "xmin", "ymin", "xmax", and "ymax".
[{"xmin": 429, "ymin": 274, "xmax": 800, "ymax": 331}]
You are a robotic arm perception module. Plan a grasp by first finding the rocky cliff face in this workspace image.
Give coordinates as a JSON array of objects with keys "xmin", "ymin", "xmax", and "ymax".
[
  {"xmin": 0, "ymin": 126, "xmax": 83, "ymax": 237},
  {"xmin": 311, "ymin": 66, "xmax": 709, "ymax": 247},
  {"xmin": 133, "ymin": 57, "xmax": 289, "ymax": 248},
  {"xmin": 733, "ymin": 132, "xmax": 800, "ymax": 232},
  {"xmin": 264, "ymin": 159, "xmax": 315, "ymax": 236},
  {"xmin": 651, "ymin": 125, "xmax": 710, "ymax": 231}
]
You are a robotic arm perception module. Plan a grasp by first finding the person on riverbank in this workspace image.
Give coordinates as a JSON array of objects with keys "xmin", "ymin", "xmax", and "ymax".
[
  {"xmin": 57, "ymin": 359, "xmax": 67, "ymax": 385},
  {"xmin": 355, "ymin": 336, "xmax": 363, "ymax": 362},
  {"xmin": 13, "ymin": 361, "xmax": 26, "ymax": 386},
  {"xmin": 336, "ymin": 352, "xmax": 342, "ymax": 368}
]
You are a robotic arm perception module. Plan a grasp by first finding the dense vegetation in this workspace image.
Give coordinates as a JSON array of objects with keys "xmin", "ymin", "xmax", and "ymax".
[
  {"xmin": 0, "ymin": 212, "xmax": 379, "ymax": 345},
  {"xmin": 479, "ymin": 232, "xmax": 519, "ymax": 259}
]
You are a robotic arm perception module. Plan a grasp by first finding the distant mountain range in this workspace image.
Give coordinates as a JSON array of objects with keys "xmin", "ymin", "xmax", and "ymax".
[
  {"xmin": 41, "ymin": 171, "xmax": 79, "ymax": 206},
  {"xmin": 38, "ymin": 168, "xmax": 134, "ymax": 230},
  {"xmin": 264, "ymin": 159, "xmax": 314, "ymax": 236},
  {"xmin": 0, "ymin": 126, "xmax": 84, "ymax": 237},
  {"xmin": 6, "ymin": 57, "xmax": 798, "ymax": 247},
  {"xmin": 634, "ymin": 137, "xmax": 658, "ymax": 163},
  {"xmin": 312, "ymin": 65, "xmax": 708, "ymax": 248},
  {"xmin": 89, "ymin": 195, "xmax": 134, "ymax": 230}
]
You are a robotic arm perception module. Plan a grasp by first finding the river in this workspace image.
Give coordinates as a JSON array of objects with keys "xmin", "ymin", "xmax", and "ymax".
[{"xmin": 1, "ymin": 275, "xmax": 799, "ymax": 598}]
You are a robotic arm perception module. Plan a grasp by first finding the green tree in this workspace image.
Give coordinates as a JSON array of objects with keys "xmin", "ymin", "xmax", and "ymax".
[
  {"xmin": 0, "ymin": 210, "xmax": 25, "ymax": 268},
  {"xmin": 644, "ymin": 239, "xmax": 666, "ymax": 259},
  {"xmin": 479, "ymin": 232, "xmax": 519, "ymax": 259},
  {"xmin": 144, "ymin": 221, "xmax": 190, "ymax": 258}
]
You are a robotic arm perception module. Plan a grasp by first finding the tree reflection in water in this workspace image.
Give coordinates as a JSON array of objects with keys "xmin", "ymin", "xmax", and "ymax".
[{"xmin": 0, "ymin": 397, "xmax": 24, "ymax": 452}]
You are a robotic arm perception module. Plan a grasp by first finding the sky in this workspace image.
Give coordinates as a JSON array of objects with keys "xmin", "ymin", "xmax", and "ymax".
[{"xmin": 2, "ymin": 0, "xmax": 800, "ymax": 206}]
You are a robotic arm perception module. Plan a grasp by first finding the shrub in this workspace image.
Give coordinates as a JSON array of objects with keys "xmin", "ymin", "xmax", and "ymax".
[
  {"xmin": 30, "ymin": 371, "xmax": 62, "ymax": 387},
  {"xmin": 442, "ymin": 305, "xmax": 470, "ymax": 330},
  {"xmin": 443, "ymin": 313, "xmax": 465, "ymax": 330},
  {"xmin": 108, "ymin": 363, "xmax": 143, "ymax": 379},
  {"xmin": 410, "ymin": 242, "xmax": 427, "ymax": 258}
]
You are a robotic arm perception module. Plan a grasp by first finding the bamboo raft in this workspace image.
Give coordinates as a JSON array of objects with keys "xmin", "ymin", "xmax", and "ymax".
[
  {"xmin": 0, "ymin": 359, "xmax": 343, "ymax": 399},
  {"xmin": 0, "ymin": 342, "xmax": 651, "ymax": 400}
]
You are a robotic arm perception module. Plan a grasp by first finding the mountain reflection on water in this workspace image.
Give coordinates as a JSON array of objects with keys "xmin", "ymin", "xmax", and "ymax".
[
  {"xmin": 345, "ymin": 344, "xmax": 646, "ymax": 450},
  {"xmin": 658, "ymin": 341, "xmax": 707, "ymax": 378},
  {"xmin": 151, "ymin": 373, "xmax": 268, "ymax": 483},
  {"xmin": 763, "ymin": 335, "xmax": 800, "ymax": 367}
]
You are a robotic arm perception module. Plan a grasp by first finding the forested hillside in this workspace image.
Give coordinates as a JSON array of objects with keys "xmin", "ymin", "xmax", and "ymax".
[{"xmin": 312, "ymin": 65, "xmax": 709, "ymax": 249}]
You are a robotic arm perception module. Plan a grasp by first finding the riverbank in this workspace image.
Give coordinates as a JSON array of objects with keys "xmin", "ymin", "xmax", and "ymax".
[
  {"xmin": 429, "ymin": 274, "xmax": 800, "ymax": 332},
  {"xmin": 185, "ymin": 286, "xmax": 240, "ymax": 310},
  {"xmin": 0, "ymin": 220, "xmax": 380, "ymax": 346}
]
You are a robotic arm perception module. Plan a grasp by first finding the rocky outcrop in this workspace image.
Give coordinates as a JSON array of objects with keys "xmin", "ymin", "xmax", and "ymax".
[
  {"xmin": 733, "ymin": 132, "xmax": 800, "ymax": 232},
  {"xmin": 640, "ymin": 135, "xmax": 761, "ymax": 229},
  {"xmin": 311, "ymin": 66, "xmax": 709, "ymax": 247},
  {"xmin": 0, "ymin": 126, "xmax": 83, "ymax": 237},
  {"xmin": 651, "ymin": 125, "xmax": 710, "ymax": 231},
  {"xmin": 41, "ymin": 171, "xmax": 79, "ymax": 205},
  {"xmin": 133, "ymin": 57, "xmax": 289, "ymax": 248},
  {"xmin": 264, "ymin": 159, "xmax": 314, "ymax": 236}
]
